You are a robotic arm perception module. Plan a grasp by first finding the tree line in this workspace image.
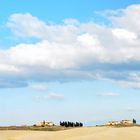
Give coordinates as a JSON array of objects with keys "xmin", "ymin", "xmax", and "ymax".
[
  {"xmin": 60, "ymin": 121, "xmax": 83, "ymax": 127},
  {"xmin": 133, "ymin": 119, "xmax": 136, "ymax": 124}
]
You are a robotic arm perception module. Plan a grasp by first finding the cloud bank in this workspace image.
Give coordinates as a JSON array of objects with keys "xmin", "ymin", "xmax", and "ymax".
[{"xmin": 0, "ymin": 4, "xmax": 140, "ymax": 88}]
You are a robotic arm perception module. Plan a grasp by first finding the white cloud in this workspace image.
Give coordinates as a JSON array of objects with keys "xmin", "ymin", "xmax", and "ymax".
[
  {"xmin": 47, "ymin": 93, "xmax": 64, "ymax": 100},
  {"xmin": 77, "ymin": 33, "xmax": 101, "ymax": 48},
  {"xmin": 0, "ymin": 4, "xmax": 140, "ymax": 88},
  {"xmin": 111, "ymin": 4, "xmax": 140, "ymax": 34},
  {"xmin": 34, "ymin": 93, "xmax": 64, "ymax": 101},
  {"xmin": 0, "ymin": 63, "xmax": 19, "ymax": 73},
  {"xmin": 118, "ymin": 81, "xmax": 140, "ymax": 89},
  {"xmin": 7, "ymin": 13, "xmax": 47, "ymax": 38},
  {"xmin": 98, "ymin": 92, "xmax": 120, "ymax": 97},
  {"xmin": 112, "ymin": 28, "xmax": 137, "ymax": 40},
  {"xmin": 7, "ymin": 13, "xmax": 79, "ymax": 43},
  {"xmin": 30, "ymin": 83, "xmax": 48, "ymax": 90}
]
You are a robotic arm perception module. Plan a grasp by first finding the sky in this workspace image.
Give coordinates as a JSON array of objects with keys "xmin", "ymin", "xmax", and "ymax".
[{"xmin": 0, "ymin": 0, "xmax": 140, "ymax": 126}]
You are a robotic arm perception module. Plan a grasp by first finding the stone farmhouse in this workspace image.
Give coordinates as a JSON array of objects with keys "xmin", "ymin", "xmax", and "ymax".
[
  {"xmin": 106, "ymin": 119, "xmax": 135, "ymax": 126},
  {"xmin": 36, "ymin": 121, "xmax": 55, "ymax": 127}
]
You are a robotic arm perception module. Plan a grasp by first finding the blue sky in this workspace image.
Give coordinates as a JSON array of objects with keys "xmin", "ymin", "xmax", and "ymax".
[
  {"xmin": 1, "ymin": 0, "xmax": 140, "ymax": 22},
  {"xmin": 0, "ymin": 0, "xmax": 140, "ymax": 126}
]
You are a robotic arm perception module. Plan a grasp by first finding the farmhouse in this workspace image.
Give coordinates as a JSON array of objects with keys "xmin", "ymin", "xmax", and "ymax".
[
  {"xmin": 105, "ymin": 119, "xmax": 135, "ymax": 126},
  {"xmin": 121, "ymin": 119, "xmax": 133, "ymax": 125},
  {"xmin": 106, "ymin": 121, "xmax": 120, "ymax": 126},
  {"xmin": 36, "ymin": 121, "xmax": 55, "ymax": 127}
]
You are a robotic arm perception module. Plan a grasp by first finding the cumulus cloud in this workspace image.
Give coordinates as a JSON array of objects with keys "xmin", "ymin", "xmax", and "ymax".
[
  {"xmin": 0, "ymin": 4, "xmax": 140, "ymax": 88},
  {"xmin": 7, "ymin": 13, "xmax": 79, "ymax": 43},
  {"xmin": 7, "ymin": 13, "xmax": 47, "ymax": 38},
  {"xmin": 112, "ymin": 28, "xmax": 137, "ymax": 41},
  {"xmin": 111, "ymin": 4, "xmax": 140, "ymax": 34}
]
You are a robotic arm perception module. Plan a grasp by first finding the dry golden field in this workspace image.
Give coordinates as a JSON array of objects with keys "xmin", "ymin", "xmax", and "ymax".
[{"xmin": 0, "ymin": 126, "xmax": 140, "ymax": 140}]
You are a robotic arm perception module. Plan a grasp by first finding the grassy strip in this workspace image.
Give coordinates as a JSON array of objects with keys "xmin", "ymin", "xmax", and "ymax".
[{"xmin": 0, "ymin": 126, "xmax": 69, "ymax": 131}]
